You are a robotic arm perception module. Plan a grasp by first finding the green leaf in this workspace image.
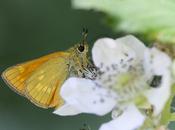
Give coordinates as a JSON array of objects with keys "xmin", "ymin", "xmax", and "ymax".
[
  {"xmin": 72, "ymin": 0, "xmax": 175, "ymax": 44},
  {"xmin": 172, "ymin": 60, "xmax": 175, "ymax": 77},
  {"xmin": 160, "ymin": 84, "xmax": 175, "ymax": 125}
]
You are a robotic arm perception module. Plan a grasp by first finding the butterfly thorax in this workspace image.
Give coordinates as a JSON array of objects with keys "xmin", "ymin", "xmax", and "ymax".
[{"xmin": 67, "ymin": 43, "xmax": 89, "ymax": 76}]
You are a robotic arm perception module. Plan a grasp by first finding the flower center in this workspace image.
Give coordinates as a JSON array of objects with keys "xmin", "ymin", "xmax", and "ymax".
[
  {"xmin": 114, "ymin": 70, "xmax": 149, "ymax": 102},
  {"xmin": 95, "ymin": 62, "xmax": 151, "ymax": 104},
  {"xmin": 115, "ymin": 72, "xmax": 137, "ymax": 89}
]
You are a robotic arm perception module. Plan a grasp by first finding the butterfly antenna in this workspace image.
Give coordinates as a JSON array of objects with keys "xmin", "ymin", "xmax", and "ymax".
[{"xmin": 81, "ymin": 28, "xmax": 88, "ymax": 45}]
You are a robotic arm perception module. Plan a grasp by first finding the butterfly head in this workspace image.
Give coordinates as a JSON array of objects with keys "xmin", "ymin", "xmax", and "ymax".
[
  {"xmin": 68, "ymin": 28, "xmax": 94, "ymax": 77},
  {"xmin": 76, "ymin": 28, "xmax": 89, "ymax": 53},
  {"xmin": 77, "ymin": 28, "xmax": 89, "ymax": 66},
  {"xmin": 71, "ymin": 28, "xmax": 89, "ymax": 66}
]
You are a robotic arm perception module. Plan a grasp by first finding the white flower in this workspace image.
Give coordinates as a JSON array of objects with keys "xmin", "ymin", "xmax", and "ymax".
[
  {"xmin": 53, "ymin": 77, "xmax": 116, "ymax": 116},
  {"xmin": 53, "ymin": 35, "xmax": 172, "ymax": 130},
  {"xmin": 100, "ymin": 104, "xmax": 145, "ymax": 130}
]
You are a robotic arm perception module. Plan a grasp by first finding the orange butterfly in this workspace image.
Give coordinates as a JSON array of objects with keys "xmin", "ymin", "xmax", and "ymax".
[{"xmin": 2, "ymin": 29, "xmax": 94, "ymax": 109}]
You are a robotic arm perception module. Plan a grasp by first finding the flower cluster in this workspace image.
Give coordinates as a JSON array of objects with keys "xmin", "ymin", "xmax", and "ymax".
[{"xmin": 54, "ymin": 35, "xmax": 173, "ymax": 130}]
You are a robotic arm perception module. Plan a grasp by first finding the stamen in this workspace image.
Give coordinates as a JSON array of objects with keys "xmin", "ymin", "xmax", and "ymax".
[
  {"xmin": 81, "ymin": 65, "xmax": 98, "ymax": 80},
  {"xmin": 100, "ymin": 98, "xmax": 105, "ymax": 103},
  {"xmin": 95, "ymin": 61, "xmax": 152, "ymax": 105},
  {"xmin": 124, "ymin": 52, "xmax": 129, "ymax": 57}
]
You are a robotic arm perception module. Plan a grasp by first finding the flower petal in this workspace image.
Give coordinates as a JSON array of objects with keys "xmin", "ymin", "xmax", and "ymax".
[
  {"xmin": 143, "ymin": 47, "xmax": 172, "ymax": 116},
  {"xmin": 92, "ymin": 35, "xmax": 146, "ymax": 75},
  {"xmin": 115, "ymin": 35, "xmax": 146, "ymax": 60},
  {"xmin": 92, "ymin": 37, "xmax": 136, "ymax": 69},
  {"xmin": 53, "ymin": 103, "xmax": 82, "ymax": 116},
  {"xmin": 143, "ymin": 47, "xmax": 171, "ymax": 76},
  {"xmin": 100, "ymin": 104, "xmax": 145, "ymax": 130},
  {"xmin": 60, "ymin": 77, "xmax": 116, "ymax": 116}
]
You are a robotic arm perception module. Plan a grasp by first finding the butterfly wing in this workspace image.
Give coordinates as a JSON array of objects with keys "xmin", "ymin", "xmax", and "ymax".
[
  {"xmin": 2, "ymin": 52, "xmax": 70, "ymax": 108},
  {"xmin": 25, "ymin": 57, "xmax": 69, "ymax": 108}
]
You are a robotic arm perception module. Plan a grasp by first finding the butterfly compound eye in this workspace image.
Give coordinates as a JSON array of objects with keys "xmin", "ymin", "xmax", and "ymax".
[{"xmin": 78, "ymin": 45, "xmax": 85, "ymax": 52}]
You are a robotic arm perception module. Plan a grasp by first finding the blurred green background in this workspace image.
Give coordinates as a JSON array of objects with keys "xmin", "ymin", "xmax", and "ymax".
[{"xmin": 0, "ymin": 0, "xmax": 117, "ymax": 130}]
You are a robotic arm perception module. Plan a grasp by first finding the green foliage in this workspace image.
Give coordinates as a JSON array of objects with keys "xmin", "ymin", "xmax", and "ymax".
[
  {"xmin": 72, "ymin": 0, "xmax": 175, "ymax": 44},
  {"xmin": 160, "ymin": 85, "xmax": 175, "ymax": 125}
]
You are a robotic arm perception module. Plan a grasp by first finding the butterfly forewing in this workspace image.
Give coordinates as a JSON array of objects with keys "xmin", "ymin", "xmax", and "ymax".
[
  {"xmin": 2, "ymin": 52, "xmax": 70, "ymax": 108},
  {"xmin": 2, "ymin": 59, "xmax": 51, "ymax": 96},
  {"xmin": 25, "ymin": 57, "xmax": 69, "ymax": 108}
]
